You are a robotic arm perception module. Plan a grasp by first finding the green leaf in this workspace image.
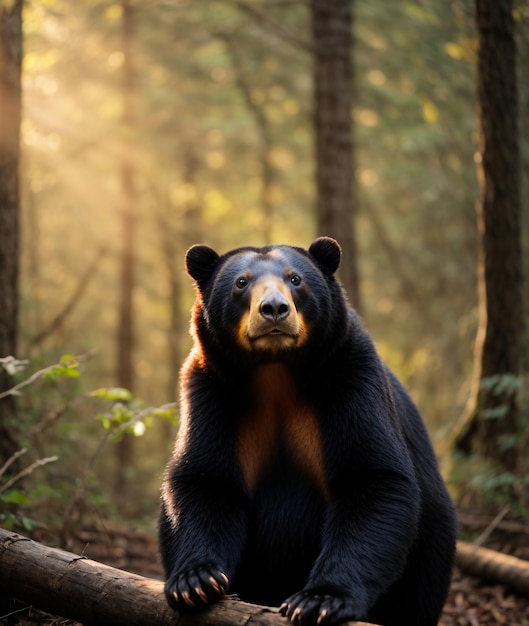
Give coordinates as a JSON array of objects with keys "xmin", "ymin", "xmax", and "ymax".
[
  {"xmin": 0, "ymin": 490, "xmax": 31, "ymax": 506},
  {"xmin": 90, "ymin": 387, "xmax": 133, "ymax": 402},
  {"xmin": 499, "ymin": 435, "xmax": 518, "ymax": 452},
  {"xmin": 479, "ymin": 374, "xmax": 501, "ymax": 392},
  {"xmin": 0, "ymin": 513, "xmax": 17, "ymax": 530},
  {"xmin": 21, "ymin": 516, "xmax": 35, "ymax": 531},
  {"xmin": 480, "ymin": 374, "xmax": 521, "ymax": 396},
  {"xmin": 481, "ymin": 405, "xmax": 509, "ymax": 420},
  {"xmin": 96, "ymin": 413, "xmax": 111, "ymax": 429},
  {"xmin": 43, "ymin": 359, "xmax": 81, "ymax": 381},
  {"xmin": 60, "ymin": 354, "xmax": 76, "ymax": 364},
  {"xmin": 111, "ymin": 402, "xmax": 133, "ymax": 423}
]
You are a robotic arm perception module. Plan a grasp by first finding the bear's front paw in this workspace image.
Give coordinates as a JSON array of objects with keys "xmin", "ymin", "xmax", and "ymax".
[
  {"xmin": 164, "ymin": 563, "xmax": 229, "ymax": 612},
  {"xmin": 280, "ymin": 589, "xmax": 361, "ymax": 626}
]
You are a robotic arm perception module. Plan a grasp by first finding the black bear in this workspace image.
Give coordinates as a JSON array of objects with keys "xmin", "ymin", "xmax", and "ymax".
[{"xmin": 159, "ymin": 237, "xmax": 456, "ymax": 626}]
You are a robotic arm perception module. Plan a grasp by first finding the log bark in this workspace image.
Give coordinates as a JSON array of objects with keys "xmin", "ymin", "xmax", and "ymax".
[
  {"xmin": 0, "ymin": 530, "xmax": 377, "ymax": 626},
  {"xmin": 456, "ymin": 540, "xmax": 529, "ymax": 596}
]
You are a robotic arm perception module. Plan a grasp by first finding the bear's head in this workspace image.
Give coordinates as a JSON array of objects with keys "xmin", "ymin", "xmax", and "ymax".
[{"xmin": 185, "ymin": 237, "xmax": 344, "ymax": 364}]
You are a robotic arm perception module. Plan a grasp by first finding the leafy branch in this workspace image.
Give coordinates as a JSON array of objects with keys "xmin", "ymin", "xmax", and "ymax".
[
  {"xmin": 60, "ymin": 391, "xmax": 178, "ymax": 541},
  {"xmin": 0, "ymin": 353, "xmax": 93, "ymax": 400}
]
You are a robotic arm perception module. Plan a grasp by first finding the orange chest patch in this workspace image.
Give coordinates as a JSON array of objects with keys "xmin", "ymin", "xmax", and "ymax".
[{"xmin": 236, "ymin": 364, "xmax": 329, "ymax": 500}]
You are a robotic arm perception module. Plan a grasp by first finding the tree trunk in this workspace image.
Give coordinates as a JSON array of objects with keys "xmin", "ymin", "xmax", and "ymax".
[
  {"xmin": 155, "ymin": 145, "xmax": 202, "ymax": 447},
  {"xmin": 0, "ymin": 0, "xmax": 23, "ymax": 467},
  {"xmin": 115, "ymin": 0, "xmax": 137, "ymax": 499},
  {"xmin": 466, "ymin": 0, "xmax": 522, "ymax": 474},
  {"xmin": 311, "ymin": 0, "xmax": 360, "ymax": 311},
  {"xmin": 165, "ymin": 147, "xmax": 201, "ymax": 405},
  {"xmin": 0, "ymin": 529, "xmax": 378, "ymax": 626}
]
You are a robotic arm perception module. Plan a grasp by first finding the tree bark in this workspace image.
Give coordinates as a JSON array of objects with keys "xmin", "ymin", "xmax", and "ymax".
[
  {"xmin": 164, "ymin": 147, "xmax": 201, "ymax": 406},
  {"xmin": 7, "ymin": 531, "xmax": 529, "ymax": 624},
  {"xmin": 464, "ymin": 0, "xmax": 523, "ymax": 474},
  {"xmin": 0, "ymin": 529, "xmax": 378, "ymax": 626},
  {"xmin": 455, "ymin": 540, "xmax": 529, "ymax": 597},
  {"xmin": 0, "ymin": 0, "xmax": 23, "ymax": 466},
  {"xmin": 312, "ymin": 0, "xmax": 360, "ymax": 311},
  {"xmin": 115, "ymin": 0, "xmax": 137, "ymax": 500}
]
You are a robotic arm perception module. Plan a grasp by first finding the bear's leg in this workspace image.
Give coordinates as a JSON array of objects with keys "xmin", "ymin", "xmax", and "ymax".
[
  {"xmin": 280, "ymin": 472, "xmax": 422, "ymax": 626},
  {"xmin": 369, "ymin": 510, "xmax": 455, "ymax": 626},
  {"xmin": 159, "ymin": 480, "xmax": 248, "ymax": 613}
]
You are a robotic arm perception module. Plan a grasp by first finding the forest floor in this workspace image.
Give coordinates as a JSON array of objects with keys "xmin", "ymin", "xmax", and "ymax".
[{"xmin": 9, "ymin": 513, "xmax": 529, "ymax": 626}]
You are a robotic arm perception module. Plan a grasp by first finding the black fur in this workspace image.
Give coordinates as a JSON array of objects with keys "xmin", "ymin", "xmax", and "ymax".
[{"xmin": 159, "ymin": 238, "xmax": 456, "ymax": 626}]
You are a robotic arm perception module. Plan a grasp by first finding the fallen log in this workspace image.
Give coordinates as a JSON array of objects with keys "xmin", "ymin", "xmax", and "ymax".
[
  {"xmin": 458, "ymin": 511, "xmax": 529, "ymax": 536},
  {"xmin": 456, "ymin": 540, "xmax": 529, "ymax": 596},
  {"xmin": 0, "ymin": 529, "xmax": 377, "ymax": 626}
]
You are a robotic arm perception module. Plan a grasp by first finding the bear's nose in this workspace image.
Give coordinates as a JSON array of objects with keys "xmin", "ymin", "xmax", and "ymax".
[{"xmin": 260, "ymin": 293, "xmax": 290, "ymax": 322}]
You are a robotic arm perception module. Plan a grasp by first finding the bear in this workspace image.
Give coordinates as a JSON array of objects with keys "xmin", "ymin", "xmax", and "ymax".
[{"xmin": 158, "ymin": 237, "xmax": 456, "ymax": 626}]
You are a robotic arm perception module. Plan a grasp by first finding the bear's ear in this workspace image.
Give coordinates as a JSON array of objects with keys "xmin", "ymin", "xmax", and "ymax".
[
  {"xmin": 185, "ymin": 245, "xmax": 220, "ymax": 285},
  {"xmin": 308, "ymin": 237, "xmax": 341, "ymax": 275}
]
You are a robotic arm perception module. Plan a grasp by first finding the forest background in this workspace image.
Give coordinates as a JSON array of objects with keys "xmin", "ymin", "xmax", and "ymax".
[{"xmin": 1, "ymin": 0, "xmax": 529, "ymax": 530}]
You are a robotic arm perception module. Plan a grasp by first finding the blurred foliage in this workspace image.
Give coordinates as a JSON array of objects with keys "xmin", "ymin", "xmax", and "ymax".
[
  {"xmin": 8, "ymin": 0, "xmax": 529, "ymax": 521},
  {"xmin": 0, "ymin": 357, "xmax": 178, "ymax": 533},
  {"xmin": 452, "ymin": 374, "xmax": 529, "ymax": 515}
]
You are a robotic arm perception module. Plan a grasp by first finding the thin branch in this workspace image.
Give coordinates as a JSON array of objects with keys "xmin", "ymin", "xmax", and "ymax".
[
  {"xmin": 0, "ymin": 448, "xmax": 27, "ymax": 479},
  {"xmin": 218, "ymin": 32, "xmax": 275, "ymax": 241},
  {"xmin": 362, "ymin": 199, "xmax": 422, "ymax": 305},
  {"xmin": 0, "ymin": 363, "xmax": 62, "ymax": 400},
  {"xmin": 60, "ymin": 428, "xmax": 113, "ymax": 542},
  {"xmin": 28, "ymin": 400, "xmax": 77, "ymax": 438},
  {"xmin": 235, "ymin": 1, "xmax": 315, "ymax": 53},
  {"xmin": 219, "ymin": 32, "xmax": 270, "ymax": 137},
  {"xmin": 472, "ymin": 505, "xmax": 510, "ymax": 549},
  {"xmin": 60, "ymin": 401, "xmax": 178, "ymax": 543},
  {"xmin": 0, "ymin": 353, "xmax": 93, "ymax": 400},
  {"xmin": 111, "ymin": 402, "xmax": 179, "ymax": 439},
  {"xmin": 244, "ymin": 0, "xmax": 309, "ymax": 6},
  {"xmin": 29, "ymin": 247, "xmax": 109, "ymax": 348},
  {"xmin": 0, "ymin": 456, "xmax": 58, "ymax": 494}
]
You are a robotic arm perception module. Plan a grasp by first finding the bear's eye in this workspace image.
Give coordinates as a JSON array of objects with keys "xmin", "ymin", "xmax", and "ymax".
[
  {"xmin": 290, "ymin": 274, "xmax": 302, "ymax": 286},
  {"xmin": 236, "ymin": 277, "xmax": 248, "ymax": 289}
]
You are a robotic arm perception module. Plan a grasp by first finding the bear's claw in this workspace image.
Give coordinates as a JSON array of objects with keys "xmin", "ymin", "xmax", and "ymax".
[
  {"xmin": 280, "ymin": 590, "xmax": 361, "ymax": 626},
  {"xmin": 165, "ymin": 564, "xmax": 229, "ymax": 612}
]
